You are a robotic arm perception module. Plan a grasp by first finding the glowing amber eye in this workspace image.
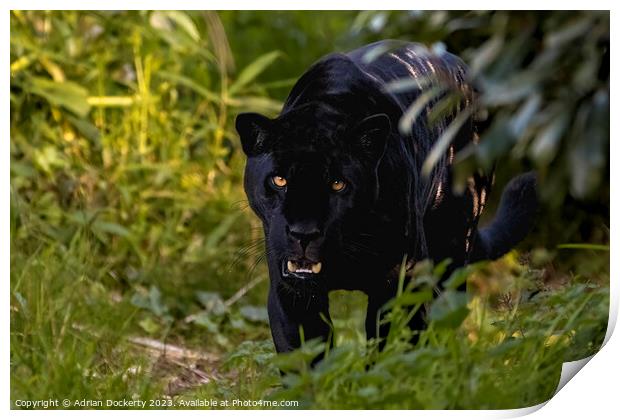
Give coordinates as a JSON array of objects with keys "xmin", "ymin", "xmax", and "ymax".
[
  {"xmin": 331, "ymin": 180, "xmax": 346, "ymax": 192},
  {"xmin": 271, "ymin": 176, "xmax": 287, "ymax": 188}
]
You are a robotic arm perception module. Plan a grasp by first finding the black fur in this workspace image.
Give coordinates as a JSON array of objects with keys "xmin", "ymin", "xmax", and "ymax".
[{"xmin": 235, "ymin": 40, "xmax": 537, "ymax": 354}]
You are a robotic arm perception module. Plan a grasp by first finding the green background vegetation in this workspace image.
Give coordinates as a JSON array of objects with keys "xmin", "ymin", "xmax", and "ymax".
[{"xmin": 10, "ymin": 11, "xmax": 609, "ymax": 409}]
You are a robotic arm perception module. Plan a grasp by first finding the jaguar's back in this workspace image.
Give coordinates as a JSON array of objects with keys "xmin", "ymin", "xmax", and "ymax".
[{"xmin": 348, "ymin": 41, "xmax": 491, "ymax": 265}]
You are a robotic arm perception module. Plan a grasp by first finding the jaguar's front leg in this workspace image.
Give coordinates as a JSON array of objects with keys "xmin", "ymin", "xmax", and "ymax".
[
  {"xmin": 267, "ymin": 281, "xmax": 333, "ymax": 356},
  {"xmin": 365, "ymin": 293, "xmax": 392, "ymax": 346}
]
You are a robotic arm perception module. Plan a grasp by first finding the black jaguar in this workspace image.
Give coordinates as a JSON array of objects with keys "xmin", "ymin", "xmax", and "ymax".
[{"xmin": 235, "ymin": 40, "xmax": 537, "ymax": 354}]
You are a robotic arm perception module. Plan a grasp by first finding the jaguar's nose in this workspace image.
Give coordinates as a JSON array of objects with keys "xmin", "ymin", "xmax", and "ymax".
[{"xmin": 286, "ymin": 222, "xmax": 321, "ymax": 252}]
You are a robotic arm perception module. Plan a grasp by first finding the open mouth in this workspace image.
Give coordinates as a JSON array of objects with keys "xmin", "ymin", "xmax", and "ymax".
[{"xmin": 281, "ymin": 259, "xmax": 322, "ymax": 279}]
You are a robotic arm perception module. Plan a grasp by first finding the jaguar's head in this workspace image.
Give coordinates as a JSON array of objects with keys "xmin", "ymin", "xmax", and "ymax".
[{"xmin": 235, "ymin": 103, "xmax": 390, "ymax": 286}]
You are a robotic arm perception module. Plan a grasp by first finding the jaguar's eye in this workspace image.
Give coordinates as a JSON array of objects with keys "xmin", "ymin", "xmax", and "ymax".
[
  {"xmin": 271, "ymin": 175, "xmax": 287, "ymax": 189},
  {"xmin": 331, "ymin": 180, "xmax": 347, "ymax": 192}
]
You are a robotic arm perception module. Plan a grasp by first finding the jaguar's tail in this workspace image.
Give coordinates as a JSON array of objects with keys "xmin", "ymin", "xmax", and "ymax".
[{"xmin": 470, "ymin": 172, "xmax": 538, "ymax": 262}]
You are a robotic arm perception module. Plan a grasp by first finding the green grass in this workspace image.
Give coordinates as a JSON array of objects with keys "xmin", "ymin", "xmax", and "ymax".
[
  {"xmin": 10, "ymin": 10, "xmax": 609, "ymax": 410},
  {"xmin": 270, "ymin": 257, "xmax": 609, "ymax": 409},
  {"xmin": 10, "ymin": 226, "xmax": 609, "ymax": 409}
]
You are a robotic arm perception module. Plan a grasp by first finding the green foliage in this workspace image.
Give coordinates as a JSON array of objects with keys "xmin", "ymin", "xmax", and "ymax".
[
  {"xmin": 10, "ymin": 10, "xmax": 277, "ymax": 405},
  {"xmin": 10, "ymin": 10, "xmax": 609, "ymax": 410},
  {"xmin": 270, "ymin": 256, "xmax": 609, "ymax": 409},
  {"xmin": 354, "ymin": 11, "xmax": 609, "ymax": 246},
  {"xmin": 10, "ymin": 232, "xmax": 160, "ymax": 403}
]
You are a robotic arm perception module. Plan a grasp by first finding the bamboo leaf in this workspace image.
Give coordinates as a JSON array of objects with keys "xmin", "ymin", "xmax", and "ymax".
[
  {"xmin": 229, "ymin": 51, "xmax": 281, "ymax": 95},
  {"xmin": 529, "ymin": 111, "xmax": 569, "ymax": 166},
  {"xmin": 226, "ymin": 95, "xmax": 282, "ymax": 114},
  {"xmin": 384, "ymin": 74, "xmax": 436, "ymax": 94},
  {"xmin": 544, "ymin": 17, "xmax": 592, "ymax": 49},
  {"xmin": 28, "ymin": 77, "xmax": 91, "ymax": 117},
  {"xmin": 165, "ymin": 11, "xmax": 201, "ymax": 42},
  {"xmin": 398, "ymin": 85, "xmax": 446, "ymax": 135},
  {"xmin": 469, "ymin": 36, "xmax": 503, "ymax": 76},
  {"xmin": 159, "ymin": 71, "xmax": 221, "ymax": 103},
  {"xmin": 422, "ymin": 107, "xmax": 474, "ymax": 176}
]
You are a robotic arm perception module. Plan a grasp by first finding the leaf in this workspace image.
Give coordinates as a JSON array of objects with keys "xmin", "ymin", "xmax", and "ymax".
[
  {"xmin": 229, "ymin": 315, "xmax": 249, "ymax": 331},
  {"xmin": 274, "ymin": 338, "xmax": 325, "ymax": 373},
  {"xmin": 432, "ymin": 258, "xmax": 452, "ymax": 279},
  {"xmin": 67, "ymin": 210, "xmax": 95, "ymax": 226},
  {"xmin": 398, "ymin": 85, "xmax": 446, "ymax": 135},
  {"xmin": 427, "ymin": 90, "xmax": 465, "ymax": 125},
  {"xmin": 149, "ymin": 11, "xmax": 201, "ymax": 51},
  {"xmin": 67, "ymin": 115, "xmax": 101, "ymax": 143},
  {"xmin": 33, "ymin": 145, "xmax": 69, "ymax": 174},
  {"xmin": 428, "ymin": 290, "xmax": 470, "ymax": 329},
  {"xmin": 529, "ymin": 111, "xmax": 569, "ymax": 166},
  {"xmin": 229, "ymin": 51, "xmax": 280, "ymax": 95},
  {"xmin": 475, "ymin": 116, "xmax": 515, "ymax": 168},
  {"xmin": 138, "ymin": 317, "xmax": 160, "ymax": 334},
  {"xmin": 442, "ymin": 266, "xmax": 471, "ymax": 290},
  {"xmin": 544, "ymin": 17, "xmax": 592, "ymax": 49},
  {"xmin": 223, "ymin": 340, "xmax": 275, "ymax": 370},
  {"xmin": 384, "ymin": 74, "xmax": 437, "ymax": 94},
  {"xmin": 384, "ymin": 290, "xmax": 434, "ymax": 310},
  {"xmin": 92, "ymin": 221, "xmax": 131, "ymax": 238},
  {"xmin": 10, "ymin": 162, "xmax": 37, "ymax": 179},
  {"xmin": 147, "ymin": 286, "xmax": 168, "ymax": 318},
  {"xmin": 192, "ymin": 312, "xmax": 220, "ymax": 333},
  {"xmin": 422, "ymin": 106, "xmax": 473, "ymax": 176},
  {"xmin": 469, "ymin": 36, "xmax": 504, "ymax": 76},
  {"xmin": 149, "ymin": 11, "xmax": 173, "ymax": 31},
  {"xmin": 239, "ymin": 305, "xmax": 269, "ymax": 323},
  {"xmin": 164, "ymin": 11, "xmax": 200, "ymax": 42},
  {"xmin": 481, "ymin": 72, "xmax": 540, "ymax": 107},
  {"xmin": 12, "ymin": 292, "xmax": 28, "ymax": 317},
  {"xmin": 196, "ymin": 291, "xmax": 227, "ymax": 315},
  {"xmin": 357, "ymin": 386, "xmax": 380, "ymax": 398},
  {"xmin": 488, "ymin": 337, "xmax": 522, "ymax": 357},
  {"xmin": 131, "ymin": 286, "xmax": 169, "ymax": 318},
  {"xmin": 159, "ymin": 71, "xmax": 221, "ymax": 103},
  {"xmin": 361, "ymin": 39, "xmax": 413, "ymax": 64},
  {"xmin": 226, "ymin": 95, "xmax": 282, "ymax": 114},
  {"xmin": 569, "ymin": 91, "xmax": 608, "ymax": 198},
  {"xmin": 28, "ymin": 77, "xmax": 91, "ymax": 117},
  {"xmin": 509, "ymin": 93, "xmax": 541, "ymax": 137}
]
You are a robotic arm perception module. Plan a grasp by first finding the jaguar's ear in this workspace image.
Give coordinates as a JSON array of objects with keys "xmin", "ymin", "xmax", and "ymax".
[
  {"xmin": 235, "ymin": 112, "xmax": 273, "ymax": 157},
  {"xmin": 351, "ymin": 113, "xmax": 390, "ymax": 164}
]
